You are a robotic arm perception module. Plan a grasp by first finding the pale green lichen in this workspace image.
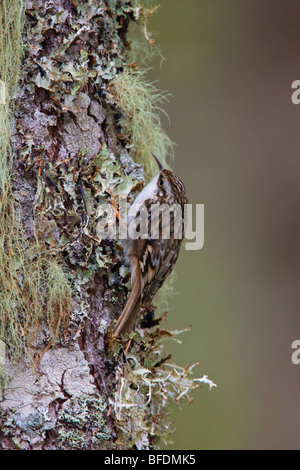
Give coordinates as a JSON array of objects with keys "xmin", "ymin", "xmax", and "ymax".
[
  {"xmin": 112, "ymin": 327, "xmax": 216, "ymax": 448},
  {"xmin": 0, "ymin": 0, "xmax": 24, "ymax": 192},
  {"xmin": 0, "ymin": 238, "xmax": 72, "ymax": 360},
  {"xmin": 0, "ymin": 1, "xmax": 75, "ymax": 361},
  {"xmin": 57, "ymin": 394, "xmax": 111, "ymax": 450},
  {"xmin": 110, "ymin": 70, "xmax": 174, "ymax": 182}
]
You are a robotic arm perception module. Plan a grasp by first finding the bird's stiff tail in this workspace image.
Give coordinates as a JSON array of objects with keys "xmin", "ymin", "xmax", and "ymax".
[{"xmin": 113, "ymin": 278, "xmax": 141, "ymax": 337}]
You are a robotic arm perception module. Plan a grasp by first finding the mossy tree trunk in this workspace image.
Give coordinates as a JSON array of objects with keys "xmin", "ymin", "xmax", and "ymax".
[
  {"xmin": 0, "ymin": 0, "xmax": 143, "ymax": 450},
  {"xmin": 0, "ymin": 0, "xmax": 213, "ymax": 451}
]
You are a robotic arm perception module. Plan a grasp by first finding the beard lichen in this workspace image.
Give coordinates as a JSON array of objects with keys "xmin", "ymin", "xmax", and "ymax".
[
  {"xmin": 0, "ymin": 0, "xmax": 72, "ymax": 361},
  {"xmin": 109, "ymin": 70, "xmax": 174, "ymax": 182},
  {"xmin": 111, "ymin": 325, "xmax": 216, "ymax": 448},
  {"xmin": 0, "ymin": 221, "xmax": 72, "ymax": 362}
]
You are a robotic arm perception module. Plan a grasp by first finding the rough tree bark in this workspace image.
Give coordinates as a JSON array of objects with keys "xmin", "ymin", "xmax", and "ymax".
[{"xmin": 0, "ymin": 0, "xmax": 214, "ymax": 451}]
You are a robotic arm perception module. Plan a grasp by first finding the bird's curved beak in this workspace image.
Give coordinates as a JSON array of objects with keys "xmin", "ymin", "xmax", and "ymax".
[{"xmin": 151, "ymin": 152, "xmax": 164, "ymax": 172}]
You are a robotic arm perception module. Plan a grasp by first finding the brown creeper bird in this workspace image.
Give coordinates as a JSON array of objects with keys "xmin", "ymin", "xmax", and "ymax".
[{"xmin": 113, "ymin": 153, "xmax": 188, "ymax": 337}]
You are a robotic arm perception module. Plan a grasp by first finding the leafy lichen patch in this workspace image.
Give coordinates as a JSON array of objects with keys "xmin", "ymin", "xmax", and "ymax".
[{"xmin": 57, "ymin": 394, "xmax": 111, "ymax": 450}]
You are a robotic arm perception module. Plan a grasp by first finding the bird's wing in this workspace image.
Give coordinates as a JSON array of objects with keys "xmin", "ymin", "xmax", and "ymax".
[{"xmin": 137, "ymin": 202, "xmax": 180, "ymax": 305}]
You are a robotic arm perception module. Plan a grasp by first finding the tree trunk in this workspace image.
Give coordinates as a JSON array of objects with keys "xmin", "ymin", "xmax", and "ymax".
[{"xmin": 0, "ymin": 0, "xmax": 214, "ymax": 451}]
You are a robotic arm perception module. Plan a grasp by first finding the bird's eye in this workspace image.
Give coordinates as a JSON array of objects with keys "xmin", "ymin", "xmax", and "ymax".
[{"xmin": 159, "ymin": 179, "xmax": 164, "ymax": 186}]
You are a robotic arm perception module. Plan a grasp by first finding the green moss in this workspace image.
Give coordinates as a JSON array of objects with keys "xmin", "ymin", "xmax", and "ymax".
[
  {"xmin": 0, "ymin": 2, "xmax": 73, "ymax": 361},
  {"xmin": 0, "ymin": 0, "xmax": 25, "ymax": 343},
  {"xmin": 0, "ymin": 237, "xmax": 72, "ymax": 359},
  {"xmin": 0, "ymin": 0, "xmax": 24, "ymax": 194},
  {"xmin": 44, "ymin": 258, "xmax": 72, "ymax": 342}
]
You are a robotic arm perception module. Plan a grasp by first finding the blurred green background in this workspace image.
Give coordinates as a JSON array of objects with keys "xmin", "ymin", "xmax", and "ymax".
[{"xmin": 138, "ymin": 0, "xmax": 300, "ymax": 449}]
